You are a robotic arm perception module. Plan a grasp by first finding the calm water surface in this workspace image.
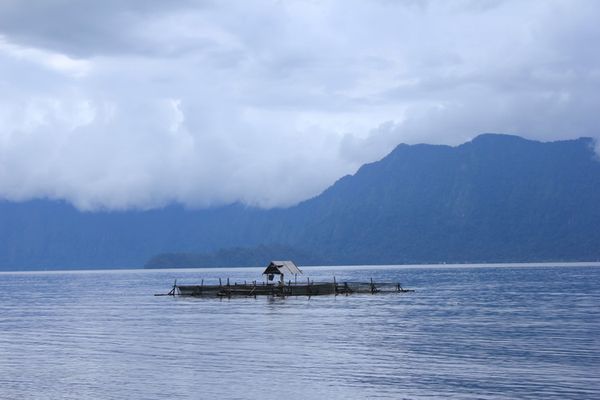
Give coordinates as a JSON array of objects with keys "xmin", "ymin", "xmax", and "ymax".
[{"xmin": 1, "ymin": 264, "xmax": 599, "ymax": 399}]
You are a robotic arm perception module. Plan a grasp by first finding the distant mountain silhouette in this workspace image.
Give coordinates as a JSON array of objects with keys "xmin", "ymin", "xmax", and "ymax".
[
  {"xmin": 2, "ymin": 133, "xmax": 600, "ymax": 270},
  {"xmin": 145, "ymin": 244, "xmax": 322, "ymax": 269},
  {"xmin": 271, "ymin": 133, "xmax": 600, "ymax": 265}
]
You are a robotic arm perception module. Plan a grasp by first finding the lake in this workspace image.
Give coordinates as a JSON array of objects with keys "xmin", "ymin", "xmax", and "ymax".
[{"xmin": 1, "ymin": 264, "xmax": 599, "ymax": 399}]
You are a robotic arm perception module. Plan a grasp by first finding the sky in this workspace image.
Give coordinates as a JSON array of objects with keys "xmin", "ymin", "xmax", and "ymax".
[{"xmin": 0, "ymin": 0, "xmax": 599, "ymax": 210}]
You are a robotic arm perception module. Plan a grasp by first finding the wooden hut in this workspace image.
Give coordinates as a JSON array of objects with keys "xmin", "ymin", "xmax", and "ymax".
[{"xmin": 262, "ymin": 261, "xmax": 303, "ymax": 285}]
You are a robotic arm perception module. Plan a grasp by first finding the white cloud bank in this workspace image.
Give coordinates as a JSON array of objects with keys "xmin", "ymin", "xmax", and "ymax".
[{"xmin": 0, "ymin": 0, "xmax": 599, "ymax": 210}]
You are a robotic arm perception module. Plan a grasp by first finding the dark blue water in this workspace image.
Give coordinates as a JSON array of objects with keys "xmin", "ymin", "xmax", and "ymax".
[{"xmin": 1, "ymin": 264, "xmax": 599, "ymax": 399}]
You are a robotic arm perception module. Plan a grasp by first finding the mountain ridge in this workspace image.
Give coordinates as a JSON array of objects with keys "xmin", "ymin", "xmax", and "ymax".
[{"xmin": 1, "ymin": 133, "xmax": 599, "ymax": 270}]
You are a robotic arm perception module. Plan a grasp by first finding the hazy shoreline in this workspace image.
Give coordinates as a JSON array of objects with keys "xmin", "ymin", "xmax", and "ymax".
[{"xmin": 2, "ymin": 261, "xmax": 600, "ymax": 274}]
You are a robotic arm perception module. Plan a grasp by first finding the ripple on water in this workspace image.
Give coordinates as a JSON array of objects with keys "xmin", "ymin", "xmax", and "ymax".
[{"xmin": 0, "ymin": 265, "xmax": 599, "ymax": 399}]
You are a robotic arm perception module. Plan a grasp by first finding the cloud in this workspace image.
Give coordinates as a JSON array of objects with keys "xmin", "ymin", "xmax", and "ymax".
[
  {"xmin": 0, "ymin": 36, "xmax": 91, "ymax": 77},
  {"xmin": 0, "ymin": 0, "xmax": 599, "ymax": 210}
]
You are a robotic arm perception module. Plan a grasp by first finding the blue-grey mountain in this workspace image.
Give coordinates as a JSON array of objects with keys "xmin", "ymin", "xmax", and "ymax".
[{"xmin": 1, "ymin": 134, "xmax": 599, "ymax": 270}]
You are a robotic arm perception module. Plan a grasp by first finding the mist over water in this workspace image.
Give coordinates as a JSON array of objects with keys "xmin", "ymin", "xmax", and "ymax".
[{"xmin": 1, "ymin": 265, "xmax": 599, "ymax": 399}]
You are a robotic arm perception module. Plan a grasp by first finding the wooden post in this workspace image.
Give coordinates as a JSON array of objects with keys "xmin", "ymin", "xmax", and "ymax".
[{"xmin": 333, "ymin": 275, "xmax": 337, "ymax": 296}]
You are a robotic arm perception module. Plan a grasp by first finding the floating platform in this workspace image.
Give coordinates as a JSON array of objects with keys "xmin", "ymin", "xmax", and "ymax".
[
  {"xmin": 158, "ymin": 278, "xmax": 414, "ymax": 298},
  {"xmin": 155, "ymin": 261, "xmax": 413, "ymax": 298}
]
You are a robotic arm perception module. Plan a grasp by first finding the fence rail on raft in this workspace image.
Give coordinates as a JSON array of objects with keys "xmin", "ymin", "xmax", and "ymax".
[{"xmin": 155, "ymin": 277, "xmax": 414, "ymax": 298}]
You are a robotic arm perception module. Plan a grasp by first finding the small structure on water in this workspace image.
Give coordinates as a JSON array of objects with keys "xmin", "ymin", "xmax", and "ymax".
[
  {"xmin": 158, "ymin": 260, "xmax": 413, "ymax": 298},
  {"xmin": 263, "ymin": 260, "xmax": 302, "ymax": 285}
]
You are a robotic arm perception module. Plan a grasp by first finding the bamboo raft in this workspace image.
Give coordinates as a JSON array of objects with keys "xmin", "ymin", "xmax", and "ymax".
[
  {"xmin": 155, "ymin": 261, "xmax": 414, "ymax": 298},
  {"xmin": 157, "ymin": 277, "xmax": 414, "ymax": 298}
]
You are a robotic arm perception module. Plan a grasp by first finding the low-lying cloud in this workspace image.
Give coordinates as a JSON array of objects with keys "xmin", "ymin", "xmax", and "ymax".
[{"xmin": 0, "ymin": 0, "xmax": 599, "ymax": 210}]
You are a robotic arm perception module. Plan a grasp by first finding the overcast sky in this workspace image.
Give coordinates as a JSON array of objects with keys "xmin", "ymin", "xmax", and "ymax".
[{"xmin": 0, "ymin": 0, "xmax": 599, "ymax": 210}]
